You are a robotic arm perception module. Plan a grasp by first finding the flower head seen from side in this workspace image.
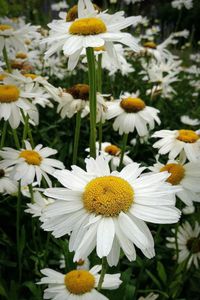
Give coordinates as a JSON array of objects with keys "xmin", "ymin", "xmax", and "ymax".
[
  {"xmin": 0, "ymin": 141, "xmax": 64, "ymax": 186},
  {"xmin": 43, "ymin": 0, "xmax": 141, "ymax": 70},
  {"xmin": 25, "ymin": 191, "xmax": 54, "ymax": 218},
  {"xmin": 152, "ymin": 129, "xmax": 200, "ymax": 162},
  {"xmin": 149, "ymin": 160, "xmax": 200, "ymax": 208},
  {"xmin": 106, "ymin": 92, "xmax": 160, "ymax": 136},
  {"xmin": 41, "ymin": 155, "xmax": 180, "ymax": 266},
  {"xmin": 180, "ymin": 115, "xmax": 200, "ymax": 126},
  {"xmin": 0, "ymin": 167, "xmax": 18, "ymax": 195},
  {"xmin": 38, "ymin": 265, "xmax": 122, "ymax": 300},
  {"xmin": 166, "ymin": 221, "xmax": 200, "ymax": 269},
  {"xmin": 60, "ymin": 255, "xmax": 90, "ymax": 270}
]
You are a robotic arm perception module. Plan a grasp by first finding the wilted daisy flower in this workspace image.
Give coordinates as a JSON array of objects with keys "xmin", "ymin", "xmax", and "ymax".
[
  {"xmin": 180, "ymin": 115, "xmax": 200, "ymax": 126},
  {"xmin": 106, "ymin": 92, "xmax": 160, "ymax": 136},
  {"xmin": 0, "ymin": 141, "xmax": 64, "ymax": 186},
  {"xmin": 41, "ymin": 156, "xmax": 180, "ymax": 266},
  {"xmin": 149, "ymin": 160, "xmax": 200, "ymax": 207},
  {"xmin": 0, "ymin": 167, "xmax": 18, "ymax": 194},
  {"xmin": 0, "ymin": 78, "xmax": 39, "ymax": 128},
  {"xmin": 25, "ymin": 191, "xmax": 54, "ymax": 218},
  {"xmin": 57, "ymin": 84, "xmax": 107, "ymax": 122},
  {"xmin": 43, "ymin": 0, "xmax": 141, "ymax": 69},
  {"xmin": 38, "ymin": 265, "xmax": 122, "ymax": 300},
  {"xmin": 60, "ymin": 255, "xmax": 90, "ymax": 270},
  {"xmin": 166, "ymin": 221, "xmax": 200, "ymax": 269},
  {"xmin": 86, "ymin": 141, "xmax": 133, "ymax": 170},
  {"xmin": 152, "ymin": 129, "xmax": 200, "ymax": 162}
]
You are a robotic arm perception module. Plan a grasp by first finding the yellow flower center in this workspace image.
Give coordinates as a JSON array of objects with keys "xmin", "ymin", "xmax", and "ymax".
[
  {"xmin": 104, "ymin": 144, "xmax": 120, "ymax": 156},
  {"xmin": 69, "ymin": 18, "xmax": 107, "ymax": 35},
  {"xmin": 177, "ymin": 129, "xmax": 199, "ymax": 143},
  {"xmin": 19, "ymin": 150, "xmax": 42, "ymax": 165},
  {"xmin": 66, "ymin": 4, "xmax": 101, "ymax": 22},
  {"xmin": 120, "ymin": 97, "xmax": 146, "ymax": 113},
  {"xmin": 0, "ymin": 85, "xmax": 20, "ymax": 103},
  {"xmin": 64, "ymin": 270, "xmax": 95, "ymax": 295},
  {"xmin": 160, "ymin": 163, "xmax": 185, "ymax": 185},
  {"xmin": 83, "ymin": 176, "xmax": 134, "ymax": 216},
  {"xmin": 94, "ymin": 46, "xmax": 106, "ymax": 52},
  {"xmin": 67, "ymin": 84, "xmax": 89, "ymax": 100},
  {"xmin": 24, "ymin": 73, "xmax": 38, "ymax": 80},
  {"xmin": 0, "ymin": 24, "xmax": 13, "ymax": 31},
  {"xmin": 143, "ymin": 41, "xmax": 157, "ymax": 49},
  {"xmin": 16, "ymin": 52, "xmax": 28, "ymax": 59}
]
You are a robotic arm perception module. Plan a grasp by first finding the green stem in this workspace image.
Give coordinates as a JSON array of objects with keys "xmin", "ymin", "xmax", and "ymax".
[
  {"xmin": 12, "ymin": 128, "xmax": 20, "ymax": 149},
  {"xmin": 86, "ymin": 47, "xmax": 97, "ymax": 159},
  {"xmin": 21, "ymin": 110, "xmax": 34, "ymax": 147},
  {"xmin": 72, "ymin": 111, "xmax": 81, "ymax": 165},
  {"xmin": 0, "ymin": 121, "xmax": 8, "ymax": 149},
  {"xmin": 3, "ymin": 46, "xmax": 11, "ymax": 73},
  {"xmin": 97, "ymin": 257, "xmax": 107, "ymax": 291},
  {"xmin": 28, "ymin": 184, "xmax": 34, "ymax": 203},
  {"xmin": 97, "ymin": 54, "xmax": 102, "ymax": 93},
  {"xmin": 16, "ymin": 181, "xmax": 22, "ymax": 282},
  {"xmin": 118, "ymin": 133, "xmax": 128, "ymax": 171}
]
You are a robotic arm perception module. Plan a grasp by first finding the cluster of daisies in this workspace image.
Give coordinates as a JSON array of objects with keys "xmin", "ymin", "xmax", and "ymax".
[{"xmin": 0, "ymin": 0, "xmax": 200, "ymax": 299}]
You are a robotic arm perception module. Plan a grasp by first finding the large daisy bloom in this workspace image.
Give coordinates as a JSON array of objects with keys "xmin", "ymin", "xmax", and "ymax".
[
  {"xmin": 152, "ymin": 129, "xmax": 200, "ymax": 162},
  {"xmin": 0, "ymin": 141, "xmax": 64, "ymax": 186},
  {"xmin": 38, "ymin": 265, "xmax": 122, "ymax": 300},
  {"xmin": 0, "ymin": 167, "xmax": 18, "ymax": 195},
  {"xmin": 0, "ymin": 77, "xmax": 39, "ymax": 128},
  {"xmin": 42, "ymin": 0, "xmax": 141, "ymax": 70},
  {"xmin": 106, "ymin": 92, "xmax": 160, "ymax": 136},
  {"xmin": 166, "ymin": 221, "xmax": 200, "ymax": 269},
  {"xmin": 149, "ymin": 160, "xmax": 200, "ymax": 207},
  {"xmin": 41, "ymin": 156, "xmax": 181, "ymax": 266}
]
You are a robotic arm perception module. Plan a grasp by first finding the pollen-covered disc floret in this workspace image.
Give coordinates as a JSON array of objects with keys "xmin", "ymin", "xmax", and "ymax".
[
  {"xmin": 64, "ymin": 270, "xmax": 95, "ymax": 295},
  {"xmin": 69, "ymin": 17, "xmax": 107, "ymax": 35},
  {"xmin": 143, "ymin": 41, "xmax": 157, "ymax": 49},
  {"xmin": 67, "ymin": 84, "xmax": 89, "ymax": 100},
  {"xmin": 66, "ymin": 4, "xmax": 101, "ymax": 22},
  {"xmin": 83, "ymin": 176, "xmax": 134, "ymax": 216},
  {"xmin": 160, "ymin": 163, "xmax": 185, "ymax": 185},
  {"xmin": 187, "ymin": 237, "xmax": 200, "ymax": 254},
  {"xmin": 104, "ymin": 144, "xmax": 120, "ymax": 156},
  {"xmin": 19, "ymin": 150, "xmax": 42, "ymax": 165},
  {"xmin": 24, "ymin": 73, "xmax": 38, "ymax": 80},
  {"xmin": 0, "ymin": 24, "xmax": 13, "ymax": 31},
  {"xmin": 120, "ymin": 97, "xmax": 146, "ymax": 113},
  {"xmin": 16, "ymin": 52, "xmax": 28, "ymax": 59},
  {"xmin": 0, "ymin": 85, "xmax": 20, "ymax": 103},
  {"xmin": 177, "ymin": 129, "xmax": 199, "ymax": 143}
]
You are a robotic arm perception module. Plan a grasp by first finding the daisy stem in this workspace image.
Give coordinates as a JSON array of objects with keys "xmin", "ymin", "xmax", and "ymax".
[
  {"xmin": 0, "ymin": 121, "xmax": 8, "ymax": 149},
  {"xmin": 97, "ymin": 257, "xmax": 107, "ymax": 291},
  {"xmin": 72, "ymin": 111, "xmax": 81, "ymax": 165},
  {"xmin": 21, "ymin": 109, "xmax": 34, "ymax": 147},
  {"xmin": 16, "ymin": 181, "xmax": 22, "ymax": 282},
  {"xmin": 12, "ymin": 128, "xmax": 20, "ymax": 149},
  {"xmin": 28, "ymin": 184, "xmax": 34, "ymax": 203},
  {"xmin": 3, "ymin": 46, "xmax": 12, "ymax": 73},
  {"xmin": 97, "ymin": 54, "xmax": 103, "ymax": 152},
  {"xmin": 86, "ymin": 47, "xmax": 97, "ymax": 159},
  {"xmin": 118, "ymin": 133, "xmax": 128, "ymax": 170}
]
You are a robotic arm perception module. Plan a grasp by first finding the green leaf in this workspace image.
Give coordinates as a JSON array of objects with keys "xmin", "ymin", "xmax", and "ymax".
[
  {"xmin": 0, "ymin": 282, "xmax": 8, "ymax": 299},
  {"xmin": 157, "ymin": 261, "xmax": 167, "ymax": 284},
  {"xmin": 146, "ymin": 270, "xmax": 162, "ymax": 289}
]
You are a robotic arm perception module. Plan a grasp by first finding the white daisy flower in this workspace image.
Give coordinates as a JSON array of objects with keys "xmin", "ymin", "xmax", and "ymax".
[
  {"xmin": 86, "ymin": 141, "xmax": 133, "ymax": 170},
  {"xmin": 42, "ymin": 0, "xmax": 141, "ymax": 70},
  {"xmin": 57, "ymin": 84, "xmax": 107, "ymax": 122},
  {"xmin": 0, "ymin": 141, "xmax": 64, "ymax": 187},
  {"xmin": 138, "ymin": 293, "xmax": 159, "ymax": 300},
  {"xmin": 25, "ymin": 191, "xmax": 54, "ymax": 218},
  {"xmin": 0, "ymin": 23, "xmax": 39, "ymax": 53},
  {"xmin": 149, "ymin": 160, "xmax": 200, "ymax": 207},
  {"xmin": 0, "ymin": 78, "xmax": 39, "ymax": 128},
  {"xmin": 152, "ymin": 129, "xmax": 200, "ymax": 162},
  {"xmin": 38, "ymin": 265, "xmax": 122, "ymax": 300},
  {"xmin": 0, "ymin": 167, "xmax": 18, "ymax": 195},
  {"xmin": 166, "ymin": 221, "xmax": 200, "ymax": 269},
  {"xmin": 171, "ymin": 0, "xmax": 193, "ymax": 10},
  {"xmin": 180, "ymin": 115, "xmax": 200, "ymax": 126},
  {"xmin": 106, "ymin": 92, "xmax": 160, "ymax": 136},
  {"xmin": 182, "ymin": 205, "xmax": 195, "ymax": 215},
  {"xmin": 60, "ymin": 255, "xmax": 90, "ymax": 270},
  {"xmin": 41, "ymin": 156, "xmax": 180, "ymax": 266}
]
